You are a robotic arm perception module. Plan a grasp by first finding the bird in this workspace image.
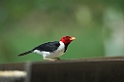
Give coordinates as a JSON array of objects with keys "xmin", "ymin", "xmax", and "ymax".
[{"xmin": 18, "ymin": 36, "xmax": 76, "ymax": 61}]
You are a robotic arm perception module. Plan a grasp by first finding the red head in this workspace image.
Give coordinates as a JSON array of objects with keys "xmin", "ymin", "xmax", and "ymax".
[{"xmin": 60, "ymin": 36, "xmax": 76, "ymax": 44}]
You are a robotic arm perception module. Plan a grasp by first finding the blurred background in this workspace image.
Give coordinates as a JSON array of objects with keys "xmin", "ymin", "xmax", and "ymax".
[{"xmin": 0, "ymin": 0, "xmax": 124, "ymax": 63}]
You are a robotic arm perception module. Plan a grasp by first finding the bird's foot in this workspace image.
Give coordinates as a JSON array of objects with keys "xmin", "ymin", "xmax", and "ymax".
[{"xmin": 55, "ymin": 57, "xmax": 61, "ymax": 61}]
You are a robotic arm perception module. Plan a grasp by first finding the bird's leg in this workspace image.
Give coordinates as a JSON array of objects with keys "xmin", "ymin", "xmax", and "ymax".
[{"xmin": 44, "ymin": 58, "xmax": 55, "ymax": 61}]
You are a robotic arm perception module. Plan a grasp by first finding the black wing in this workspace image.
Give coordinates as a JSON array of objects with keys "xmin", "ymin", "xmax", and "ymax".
[{"xmin": 33, "ymin": 41, "xmax": 60, "ymax": 52}]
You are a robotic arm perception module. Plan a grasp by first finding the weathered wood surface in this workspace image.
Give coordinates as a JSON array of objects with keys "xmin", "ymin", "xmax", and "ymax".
[
  {"xmin": 0, "ymin": 57, "xmax": 124, "ymax": 82},
  {"xmin": 0, "ymin": 63, "xmax": 26, "ymax": 82},
  {"xmin": 0, "ymin": 63, "xmax": 25, "ymax": 70},
  {"xmin": 26, "ymin": 57, "xmax": 124, "ymax": 82}
]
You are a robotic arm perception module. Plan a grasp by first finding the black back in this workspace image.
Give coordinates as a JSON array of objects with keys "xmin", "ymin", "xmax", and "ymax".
[{"xmin": 33, "ymin": 41, "xmax": 60, "ymax": 52}]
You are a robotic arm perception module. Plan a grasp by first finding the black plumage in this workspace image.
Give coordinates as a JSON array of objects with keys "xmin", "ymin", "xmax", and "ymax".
[
  {"xmin": 18, "ymin": 41, "xmax": 61, "ymax": 56},
  {"xmin": 64, "ymin": 43, "xmax": 70, "ymax": 52},
  {"xmin": 18, "ymin": 50, "xmax": 33, "ymax": 56},
  {"xmin": 33, "ymin": 41, "xmax": 60, "ymax": 52}
]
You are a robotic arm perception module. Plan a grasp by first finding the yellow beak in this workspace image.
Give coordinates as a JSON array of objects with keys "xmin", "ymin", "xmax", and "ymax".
[{"xmin": 70, "ymin": 37, "xmax": 76, "ymax": 40}]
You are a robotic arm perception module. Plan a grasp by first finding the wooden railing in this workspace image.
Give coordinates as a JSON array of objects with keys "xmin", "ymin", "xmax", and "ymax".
[{"xmin": 0, "ymin": 57, "xmax": 124, "ymax": 82}]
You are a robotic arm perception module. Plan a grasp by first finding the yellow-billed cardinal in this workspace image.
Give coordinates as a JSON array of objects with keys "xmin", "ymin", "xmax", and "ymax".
[{"xmin": 18, "ymin": 36, "xmax": 76, "ymax": 61}]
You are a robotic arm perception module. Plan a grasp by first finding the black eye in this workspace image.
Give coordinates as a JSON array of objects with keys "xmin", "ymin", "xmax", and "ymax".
[{"xmin": 65, "ymin": 37, "xmax": 69, "ymax": 40}]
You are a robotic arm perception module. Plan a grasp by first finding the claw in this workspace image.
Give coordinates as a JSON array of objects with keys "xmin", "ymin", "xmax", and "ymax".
[{"xmin": 56, "ymin": 57, "xmax": 61, "ymax": 61}]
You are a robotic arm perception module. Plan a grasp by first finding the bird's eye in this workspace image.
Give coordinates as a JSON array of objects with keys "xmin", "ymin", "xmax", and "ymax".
[{"xmin": 65, "ymin": 37, "xmax": 69, "ymax": 40}]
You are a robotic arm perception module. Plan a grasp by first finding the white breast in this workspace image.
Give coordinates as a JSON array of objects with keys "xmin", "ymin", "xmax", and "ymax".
[{"xmin": 33, "ymin": 41, "xmax": 65, "ymax": 59}]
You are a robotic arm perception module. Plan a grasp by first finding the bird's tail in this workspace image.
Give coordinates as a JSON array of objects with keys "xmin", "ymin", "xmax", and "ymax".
[{"xmin": 18, "ymin": 50, "xmax": 33, "ymax": 56}]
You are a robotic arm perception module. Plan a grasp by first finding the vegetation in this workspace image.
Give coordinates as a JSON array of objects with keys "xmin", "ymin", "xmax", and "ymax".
[{"xmin": 0, "ymin": 0, "xmax": 124, "ymax": 63}]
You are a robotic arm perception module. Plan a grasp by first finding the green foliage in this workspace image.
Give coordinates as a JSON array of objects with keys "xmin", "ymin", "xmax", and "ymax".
[{"xmin": 0, "ymin": 0, "xmax": 123, "ymax": 63}]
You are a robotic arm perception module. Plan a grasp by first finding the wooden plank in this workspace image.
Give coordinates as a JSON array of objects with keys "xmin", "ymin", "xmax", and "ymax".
[
  {"xmin": 27, "ymin": 57, "xmax": 124, "ymax": 82},
  {"xmin": 0, "ymin": 63, "xmax": 25, "ymax": 71},
  {"xmin": 0, "ymin": 63, "xmax": 26, "ymax": 82}
]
